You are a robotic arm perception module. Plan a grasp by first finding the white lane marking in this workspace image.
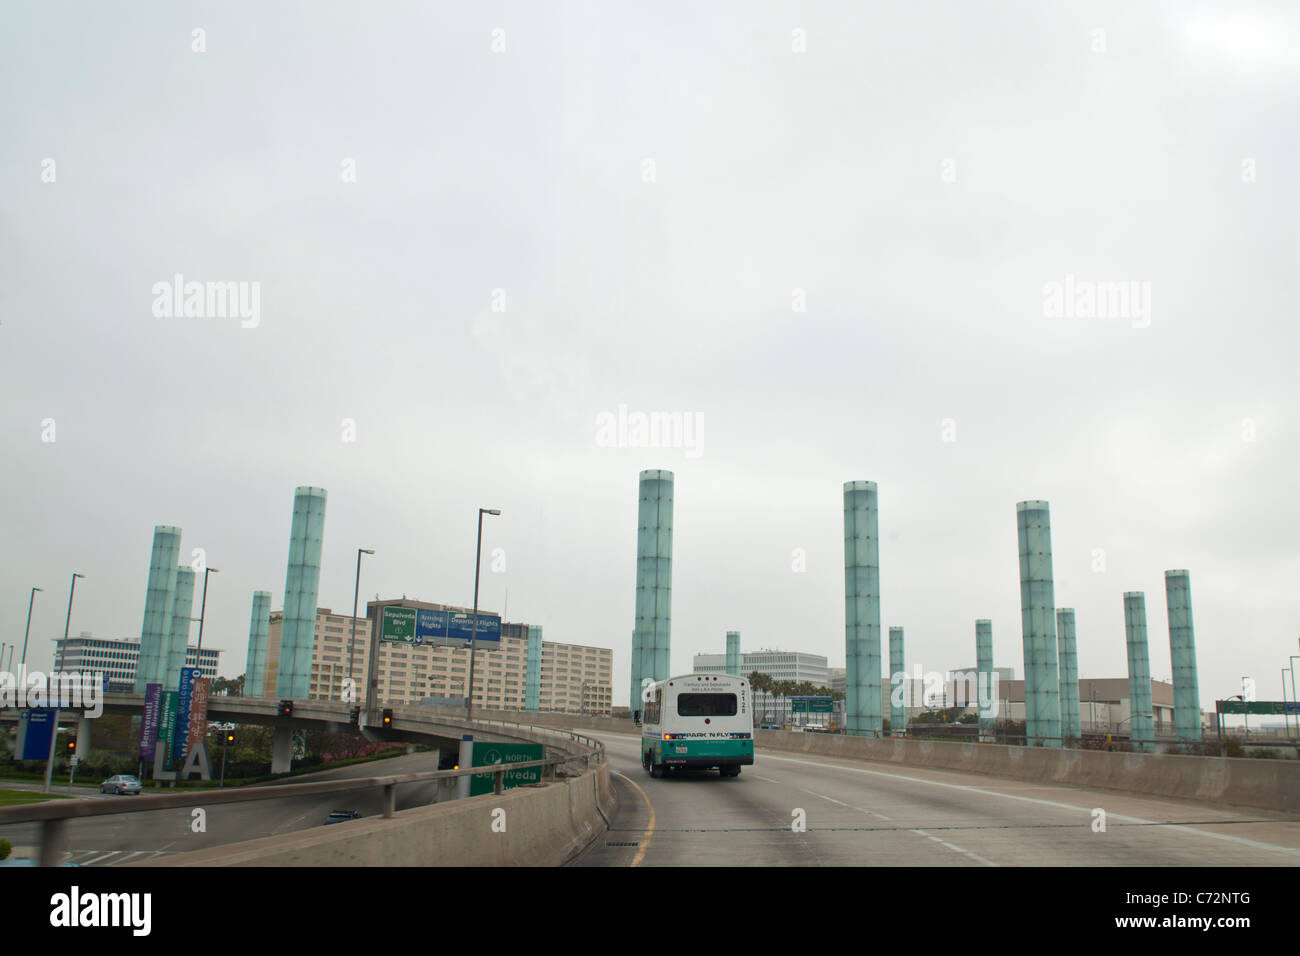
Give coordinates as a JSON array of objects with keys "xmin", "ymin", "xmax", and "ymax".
[
  {"xmin": 64, "ymin": 851, "xmax": 100, "ymax": 864},
  {"xmin": 910, "ymin": 828, "xmax": 998, "ymax": 867},
  {"xmin": 114, "ymin": 851, "xmax": 147, "ymax": 864},
  {"xmin": 753, "ymin": 775, "xmax": 780, "ymax": 783},
  {"xmin": 81, "ymin": 851, "xmax": 122, "ymax": 866},
  {"xmin": 794, "ymin": 786, "xmax": 892, "ymax": 821},
  {"xmin": 759, "ymin": 753, "xmax": 1300, "ymax": 858}
]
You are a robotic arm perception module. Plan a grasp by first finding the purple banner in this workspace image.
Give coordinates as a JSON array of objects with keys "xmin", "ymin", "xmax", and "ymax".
[{"xmin": 139, "ymin": 682, "xmax": 162, "ymax": 761}]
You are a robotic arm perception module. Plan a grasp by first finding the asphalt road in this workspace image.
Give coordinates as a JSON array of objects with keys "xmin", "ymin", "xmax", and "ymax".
[
  {"xmin": 0, "ymin": 751, "xmax": 449, "ymax": 865},
  {"xmin": 570, "ymin": 730, "xmax": 1300, "ymax": 866}
]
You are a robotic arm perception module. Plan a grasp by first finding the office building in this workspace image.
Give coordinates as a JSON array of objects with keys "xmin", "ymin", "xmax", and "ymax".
[{"xmin": 54, "ymin": 632, "xmax": 221, "ymax": 693}]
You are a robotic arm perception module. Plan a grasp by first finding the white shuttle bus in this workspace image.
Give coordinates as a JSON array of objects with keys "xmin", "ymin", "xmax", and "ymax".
[{"xmin": 641, "ymin": 673, "xmax": 754, "ymax": 777}]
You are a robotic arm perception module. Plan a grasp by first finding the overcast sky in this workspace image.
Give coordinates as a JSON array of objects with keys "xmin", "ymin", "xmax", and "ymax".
[{"xmin": 3, "ymin": 1, "xmax": 1298, "ymax": 713}]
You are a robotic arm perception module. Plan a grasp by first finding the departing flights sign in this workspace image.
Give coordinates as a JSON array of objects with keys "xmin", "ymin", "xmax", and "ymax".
[{"xmin": 380, "ymin": 605, "xmax": 500, "ymax": 647}]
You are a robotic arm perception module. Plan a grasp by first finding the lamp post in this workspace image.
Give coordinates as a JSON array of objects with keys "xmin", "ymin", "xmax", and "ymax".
[
  {"xmin": 195, "ymin": 567, "xmax": 219, "ymax": 656},
  {"xmin": 59, "ymin": 573, "xmax": 85, "ymax": 672},
  {"xmin": 348, "ymin": 549, "xmax": 375, "ymax": 703},
  {"xmin": 465, "ymin": 508, "xmax": 500, "ymax": 721},
  {"xmin": 1287, "ymin": 655, "xmax": 1300, "ymax": 742},
  {"xmin": 20, "ymin": 587, "xmax": 44, "ymax": 674}
]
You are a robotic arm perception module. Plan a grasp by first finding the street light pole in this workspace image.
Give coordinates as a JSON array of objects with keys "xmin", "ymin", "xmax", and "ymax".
[
  {"xmin": 60, "ymin": 573, "xmax": 85, "ymax": 672},
  {"xmin": 465, "ymin": 508, "xmax": 500, "ymax": 722},
  {"xmin": 20, "ymin": 587, "xmax": 44, "ymax": 675},
  {"xmin": 195, "ymin": 567, "xmax": 219, "ymax": 659},
  {"xmin": 348, "ymin": 549, "xmax": 374, "ymax": 703}
]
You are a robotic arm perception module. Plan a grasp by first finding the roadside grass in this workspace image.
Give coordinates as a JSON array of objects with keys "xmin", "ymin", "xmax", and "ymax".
[{"xmin": 0, "ymin": 789, "xmax": 70, "ymax": 806}]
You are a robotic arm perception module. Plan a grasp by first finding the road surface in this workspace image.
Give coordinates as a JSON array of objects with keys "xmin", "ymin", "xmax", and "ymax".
[{"xmin": 570, "ymin": 730, "xmax": 1300, "ymax": 866}]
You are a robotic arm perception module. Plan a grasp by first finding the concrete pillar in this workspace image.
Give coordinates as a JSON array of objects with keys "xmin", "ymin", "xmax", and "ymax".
[
  {"xmin": 1016, "ymin": 501, "xmax": 1061, "ymax": 747},
  {"xmin": 244, "ymin": 591, "xmax": 271, "ymax": 698},
  {"xmin": 457, "ymin": 735, "xmax": 473, "ymax": 799},
  {"xmin": 277, "ymin": 486, "xmax": 327, "ymax": 700},
  {"xmin": 76, "ymin": 715, "xmax": 93, "ymax": 752},
  {"xmin": 844, "ymin": 481, "xmax": 882, "ymax": 736},
  {"xmin": 1056, "ymin": 608, "xmax": 1081, "ymax": 744},
  {"xmin": 888, "ymin": 626, "xmax": 905, "ymax": 736},
  {"xmin": 632, "ymin": 470, "xmax": 673, "ymax": 710},
  {"xmin": 726, "ymin": 632, "xmax": 740, "ymax": 677},
  {"xmin": 271, "ymin": 724, "xmax": 293, "ymax": 774},
  {"xmin": 976, "ymin": 620, "xmax": 994, "ymax": 741},
  {"xmin": 136, "ymin": 526, "xmax": 182, "ymax": 692},
  {"xmin": 164, "ymin": 567, "xmax": 196, "ymax": 692},
  {"xmin": 1164, "ymin": 570, "xmax": 1202, "ymax": 743},
  {"xmin": 525, "ymin": 625, "xmax": 542, "ymax": 712},
  {"xmin": 1123, "ymin": 592, "xmax": 1155, "ymax": 753}
]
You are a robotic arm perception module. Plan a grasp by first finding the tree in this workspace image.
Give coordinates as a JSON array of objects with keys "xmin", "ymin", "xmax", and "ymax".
[{"xmin": 211, "ymin": 675, "xmax": 245, "ymax": 696}]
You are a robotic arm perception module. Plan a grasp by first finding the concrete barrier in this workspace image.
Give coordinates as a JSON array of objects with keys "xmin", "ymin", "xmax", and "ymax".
[
  {"xmin": 754, "ymin": 731, "xmax": 1300, "ymax": 814},
  {"xmin": 136, "ymin": 765, "xmax": 615, "ymax": 867}
]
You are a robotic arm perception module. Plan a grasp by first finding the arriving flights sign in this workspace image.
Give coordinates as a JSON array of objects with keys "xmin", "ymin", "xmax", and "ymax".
[{"xmin": 380, "ymin": 605, "xmax": 501, "ymax": 647}]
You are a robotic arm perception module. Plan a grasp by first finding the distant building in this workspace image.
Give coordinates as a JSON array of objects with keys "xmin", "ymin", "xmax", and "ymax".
[
  {"xmin": 942, "ymin": 673, "xmax": 1178, "ymax": 734},
  {"xmin": 257, "ymin": 600, "xmax": 613, "ymax": 715},
  {"xmin": 53, "ymin": 632, "xmax": 221, "ymax": 692},
  {"xmin": 263, "ymin": 609, "xmax": 373, "ymax": 706},
  {"xmin": 693, "ymin": 649, "xmax": 829, "ymax": 687}
]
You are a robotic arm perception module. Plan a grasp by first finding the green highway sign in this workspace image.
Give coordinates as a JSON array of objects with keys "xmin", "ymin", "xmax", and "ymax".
[
  {"xmin": 380, "ymin": 606, "xmax": 417, "ymax": 643},
  {"xmin": 469, "ymin": 742, "xmax": 544, "ymax": 796},
  {"xmin": 1217, "ymin": 700, "xmax": 1300, "ymax": 715},
  {"xmin": 791, "ymin": 697, "xmax": 833, "ymax": 714}
]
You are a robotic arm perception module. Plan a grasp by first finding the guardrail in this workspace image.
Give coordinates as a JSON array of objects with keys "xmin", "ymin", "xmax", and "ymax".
[{"xmin": 0, "ymin": 720, "xmax": 604, "ymax": 867}]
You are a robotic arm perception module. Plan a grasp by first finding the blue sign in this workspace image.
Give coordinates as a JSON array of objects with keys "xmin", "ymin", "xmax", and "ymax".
[
  {"xmin": 415, "ymin": 608, "xmax": 448, "ymax": 646},
  {"xmin": 174, "ymin": 667, "xmax": 201, "ymax": 762},
  {"xmin": 17, "ymin": 709, "xmax": 57, "ymax": 760},
  {"xmin": 447, "ymin": 612, "xmax": 500, "ymax": 646}
]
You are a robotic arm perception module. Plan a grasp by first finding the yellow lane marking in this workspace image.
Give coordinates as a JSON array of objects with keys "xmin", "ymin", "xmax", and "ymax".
[{"xmin": 612, "ymin": 770, "xmax": 656, "ymax": 867}]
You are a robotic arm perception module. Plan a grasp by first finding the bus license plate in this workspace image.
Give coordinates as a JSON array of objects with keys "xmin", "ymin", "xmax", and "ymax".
[{"xmin": 675, "ymin": 746, "xmax": 688, "ymax": 753}]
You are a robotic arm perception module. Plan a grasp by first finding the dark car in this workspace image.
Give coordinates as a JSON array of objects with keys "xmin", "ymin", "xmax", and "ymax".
[
  {"xmin": 101, "ymin": 775, "xmax": 142, "ymax": 795},
  {"xmin": 324, "ymin": 810, "xmax": 362, "ymax": 825}
]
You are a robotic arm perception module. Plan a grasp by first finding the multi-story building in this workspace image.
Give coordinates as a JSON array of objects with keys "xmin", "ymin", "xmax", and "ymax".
[
  {"xmin": 943, "ymin": 673, "xmax": 1178, "ymax": 734},
  {"xmin": 693, "ymin": 649, "xmax": 829, "ymax": 687},
  {"xmin": 53, "ymin": 632, "xmax": 221, "ymax": 692},
  {"xmin": 257, "ymin": 599, "xmax": 613, "ymax": 714},
  {"xmin": 828, "ymin": 667, "xmax": 846, "ymax": 694},
  {"xmin": 262, "ymin": 609, "xmax": 372, "ymax": 705}
]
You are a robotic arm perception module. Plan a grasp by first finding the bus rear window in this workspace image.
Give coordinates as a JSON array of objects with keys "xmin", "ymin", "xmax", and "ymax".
[{"xmin": 677, "ymin": 693, "xmax": 737, "ymax": 717}]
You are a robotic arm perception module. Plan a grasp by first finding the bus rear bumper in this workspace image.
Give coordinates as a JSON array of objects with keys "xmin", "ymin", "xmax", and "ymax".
[{"xmin": 662, "ymin": 756, "xmax": 754, "ymax": 769}]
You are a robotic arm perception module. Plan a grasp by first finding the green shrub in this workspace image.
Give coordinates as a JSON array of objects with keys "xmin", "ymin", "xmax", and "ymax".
[{"xmin": 0, "ymin": 839, "xmax": 11, "ymax": 860}]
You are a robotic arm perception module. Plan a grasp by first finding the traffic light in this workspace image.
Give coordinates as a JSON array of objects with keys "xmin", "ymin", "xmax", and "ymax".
[
  {"xmin": 279, "ymin": 699, "xmax": 293, "ymax": 717},
  {"xmin": 66, "ymin": 737, "xmax": 76, "ymax": 752},
  {"xmin": 382, "ymin": 708, "xmax": 393, "ymax": 727},
  {"xmin": 225, "ymin": 731, "xmax": 236, "ymax": 746}
]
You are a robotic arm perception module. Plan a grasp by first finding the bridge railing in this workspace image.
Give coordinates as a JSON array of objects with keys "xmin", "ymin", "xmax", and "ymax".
[{"xmin": 0, "ymin": 720, "xmax": 604, "ymax": 867}]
